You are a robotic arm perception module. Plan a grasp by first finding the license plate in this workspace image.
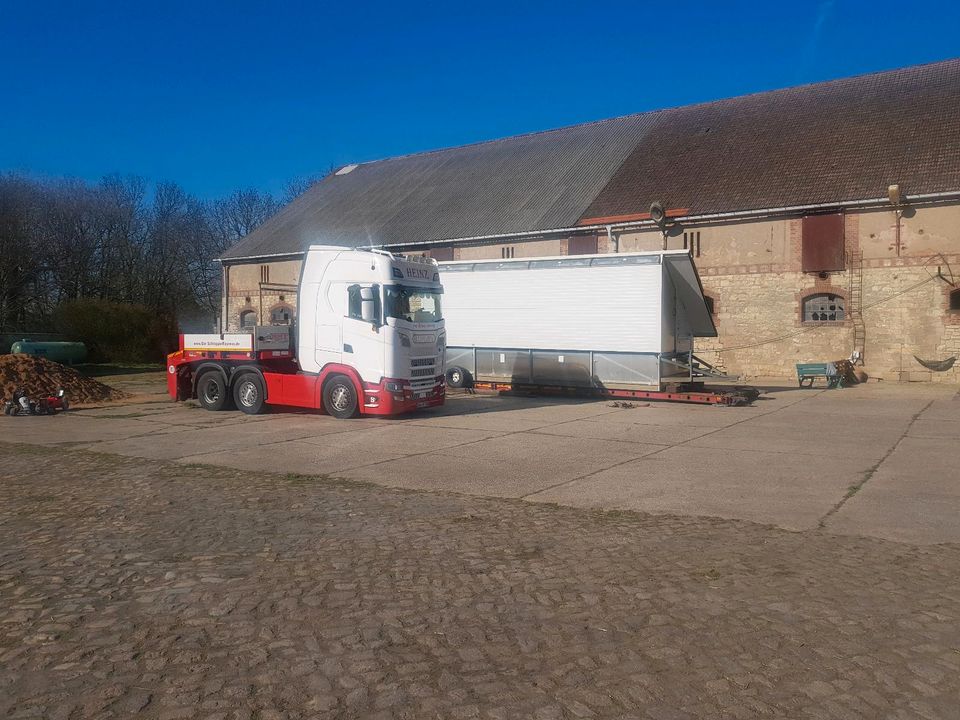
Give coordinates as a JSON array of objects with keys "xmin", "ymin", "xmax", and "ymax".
[
  {"xmin": 413, "ymin": 334, "xmax": 433, "ymax": 344},
  {"xmin": 415, "ymin": 391, "xmax": 429, "ymax": 398}
]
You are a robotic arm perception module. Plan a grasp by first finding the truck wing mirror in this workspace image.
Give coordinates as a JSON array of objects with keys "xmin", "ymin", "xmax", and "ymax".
[
  {"xmin": 359, "ymin": 287, "xmax": 378, "ymax": 325},
  {"xmin": 360, "ymin": 300, "xmax": 376, "ymax": 323}
]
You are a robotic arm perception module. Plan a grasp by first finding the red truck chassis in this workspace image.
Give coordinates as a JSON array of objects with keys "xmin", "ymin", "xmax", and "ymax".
[{"xmin": 167, "ymin": 338, "xmax": 444, "ymax": 417}]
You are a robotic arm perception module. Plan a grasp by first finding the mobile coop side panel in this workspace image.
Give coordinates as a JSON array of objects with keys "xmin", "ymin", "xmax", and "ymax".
[{"xmin": 439, "ymin": 250, "xmax": 723, "ymax": 398}]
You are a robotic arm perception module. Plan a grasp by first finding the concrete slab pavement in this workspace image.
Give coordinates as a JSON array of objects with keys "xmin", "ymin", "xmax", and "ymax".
[
  {"xmin": 525, "ymin": 444, "xmax": 875, "ymax": 530},
  {"xmin": 1, "ymin": 381, "xmax": 958, "ymax": 544},
  {"xmin": 824, "ymin": 433, "xmax": 960, "ymax": 544}
]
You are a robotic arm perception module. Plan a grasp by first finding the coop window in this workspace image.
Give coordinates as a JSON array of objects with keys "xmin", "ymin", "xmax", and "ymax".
[
  {"xmin": 501, "ymin": 246, "xmax": 515, "ymax": 259},
  {"xmin": 270, "ymin": 305, "xmax": 293, "ymax": 324},
  {"xmin": 683, "ymin": 231, "xmax": 701, "ymax": 257},
  {"xmin": 259, "ymin": 265, "xmax": 270, "ymax": 283},
  {"xmin": 802, "ymin": 293, "xmax": 845, "ymax": 322},
  {"xmin": 239, "ymin": 310, "xmax": 257, "ymax": 328}
]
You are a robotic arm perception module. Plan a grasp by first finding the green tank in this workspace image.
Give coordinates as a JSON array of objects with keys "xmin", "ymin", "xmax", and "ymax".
[{"xmin": 11, "ymin": 340, "xmax": 88, "ymax": 365}]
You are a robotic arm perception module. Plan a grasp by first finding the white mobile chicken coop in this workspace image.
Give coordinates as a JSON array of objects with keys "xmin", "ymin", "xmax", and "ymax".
[{"xmin": 439, "ymin": 249, "xmax": 747, "ymax": 405}]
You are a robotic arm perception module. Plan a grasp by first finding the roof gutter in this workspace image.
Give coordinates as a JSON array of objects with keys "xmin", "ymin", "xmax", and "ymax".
[
  {"xmin": 218, "ymin": 189, "xmax": 960, "ymax": 261},
  {"xmin": 390, "ymin": 190, "xmax": 960, "ymax": 249}
]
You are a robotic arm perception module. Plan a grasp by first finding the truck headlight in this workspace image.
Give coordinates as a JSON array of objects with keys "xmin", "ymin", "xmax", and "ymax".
[
  {"xmin": 385, "ymin": 381, "xmax": 403, "ymax": 392},
  {"xmin": 398, "ymin": 333, "xmax": 411, "ymax": 347},
  {"xmin": 437, "ymin": 335, "xmax": 446, "ymax": 352}
]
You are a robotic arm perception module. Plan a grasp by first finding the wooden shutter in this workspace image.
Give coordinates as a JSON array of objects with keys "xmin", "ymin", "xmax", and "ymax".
[
  {"xmin": 428, "ymin": 247, "xmax": 454, "ymax": 261},
  {"xmin": 801, "ymin": 214, "xmax": 845, "ymax": 272},
  {"xmin": 568, "ymin": 234, "xmax": 598, "ymax": 255}
]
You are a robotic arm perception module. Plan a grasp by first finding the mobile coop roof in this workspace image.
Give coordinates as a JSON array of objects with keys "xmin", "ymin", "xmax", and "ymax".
[{"xmin": 438, "ymin": 250, "xmax": 718, "ymax": 391}]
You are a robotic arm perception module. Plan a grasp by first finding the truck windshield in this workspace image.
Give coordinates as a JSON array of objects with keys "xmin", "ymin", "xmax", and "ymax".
[{"xmin": 384, "ymin": 285, "xmax": 443, "ymax": 323}]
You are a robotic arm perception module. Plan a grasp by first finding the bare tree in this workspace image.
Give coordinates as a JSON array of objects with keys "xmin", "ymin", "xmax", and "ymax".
[
  {"xmin": 282, "ymin": 175, "xmax": 322, "ymax": 204},
  {"xmin": 0, "ymin": 172, "xmax": 292, "ymax": 335}
]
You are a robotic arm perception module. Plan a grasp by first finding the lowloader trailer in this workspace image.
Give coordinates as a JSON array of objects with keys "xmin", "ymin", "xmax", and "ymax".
[
  {"xmin": 167, "ymin": 247, "xmax": 447, "ymax": 418},
  {"xmin": 439, "ymin": 250, "xmax": 755, "ymax": 406}
]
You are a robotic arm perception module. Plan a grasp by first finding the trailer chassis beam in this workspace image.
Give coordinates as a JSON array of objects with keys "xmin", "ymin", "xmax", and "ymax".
[{"xmin": 468, "ymin": 381, "xmax": 754, "ymax": 406}]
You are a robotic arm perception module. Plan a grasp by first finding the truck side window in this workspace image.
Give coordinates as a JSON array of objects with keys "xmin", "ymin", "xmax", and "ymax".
[
  {"xmin": 370, "ymin": 284, "xmax": 382, "ymax": 323},
  {"xmin": 347, "ymin": 284, "xmax": 362, "ymax": 319},
  {"xmin": 346, "ymin": 284, "xmax": 382, "ymax": 323}
]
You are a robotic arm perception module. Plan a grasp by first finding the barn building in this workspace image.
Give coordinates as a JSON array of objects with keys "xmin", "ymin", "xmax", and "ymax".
[{"xmin": 219, "ymin": 59, "xmax": 960, "ymax": 383}]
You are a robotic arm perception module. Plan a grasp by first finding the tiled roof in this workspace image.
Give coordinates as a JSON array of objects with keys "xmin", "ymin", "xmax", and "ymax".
[
  {"xmin": 583, "ymin": 59, "xmax": 960, "ymax": 220},
  {"xmin": 220, "ymin": 114, "xmax": 655, "ymax": 260}
]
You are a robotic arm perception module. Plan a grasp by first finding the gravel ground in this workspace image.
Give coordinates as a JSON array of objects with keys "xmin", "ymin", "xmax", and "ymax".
[{"xmin": 1, "ymin": 443, "xmax": 959, "ymax": 719}]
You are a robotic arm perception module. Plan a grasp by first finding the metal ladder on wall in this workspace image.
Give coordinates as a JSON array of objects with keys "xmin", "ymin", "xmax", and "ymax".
[{"xmin": 847, "ymin": 250, "xmax": 865, "ymax": 364}]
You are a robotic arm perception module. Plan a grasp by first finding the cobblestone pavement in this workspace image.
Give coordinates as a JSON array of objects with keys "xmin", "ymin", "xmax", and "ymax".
[{"xmin": 1, "ymin": 444, "xmax": 959, "ymax": 720}]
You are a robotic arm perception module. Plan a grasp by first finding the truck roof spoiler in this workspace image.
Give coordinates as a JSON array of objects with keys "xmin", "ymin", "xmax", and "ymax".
[{"xmin": 306, "ymin": 245, "xmax": 438, "ymax": 266}]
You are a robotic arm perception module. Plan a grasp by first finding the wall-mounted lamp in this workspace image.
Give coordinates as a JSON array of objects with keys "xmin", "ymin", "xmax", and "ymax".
[
  {"xmin": 651, "ymin": 201, "xmax": 669, "ymax": 250},
  {"xmin": 887, "ymin": 183, "xmax": 902, "ymax": 206}
]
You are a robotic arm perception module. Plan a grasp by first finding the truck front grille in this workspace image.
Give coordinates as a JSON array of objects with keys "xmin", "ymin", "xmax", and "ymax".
[{"xmin": 410, "ymin": 356, "xmax": 439, "ymax": 393}]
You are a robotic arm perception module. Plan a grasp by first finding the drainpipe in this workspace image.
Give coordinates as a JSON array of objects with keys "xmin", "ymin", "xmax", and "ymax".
[
  {"xmin": 220, "ymin": 264, "xmax": 229, "ymax": 333},
  {"xmin": 893, "ymin": 207, "xmax": 903, "ymax": 256},
  {"xmin": 606, "ymin": 225, "xmax": 616, "ymax": 253}
]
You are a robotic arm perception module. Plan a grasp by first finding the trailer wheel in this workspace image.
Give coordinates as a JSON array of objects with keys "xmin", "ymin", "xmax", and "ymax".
[
  {"xmin": 446, "ymin": 366, "xmax": 472, "ymax": 389},
  {"xmin": 323, "ymin": 374, "xmax": 359, "ymax": 419},
  {"xmin": 233, "ymin": 373, "xmax": 265, "ymax": 415},
  {"xmin": 197, "ymin": 371, "xmax": 231, "ymax": 411}
]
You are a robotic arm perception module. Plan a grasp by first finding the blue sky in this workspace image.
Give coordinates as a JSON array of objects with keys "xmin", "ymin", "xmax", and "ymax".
[{"xmin": 1, "ymin": 0, "xmax": 958, "ymax": 199}]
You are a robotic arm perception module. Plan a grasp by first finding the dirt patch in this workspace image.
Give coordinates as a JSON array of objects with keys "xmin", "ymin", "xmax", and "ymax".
[{"xmin": 0, "ymin": 354, "xmax": 127, "ymax": 404}]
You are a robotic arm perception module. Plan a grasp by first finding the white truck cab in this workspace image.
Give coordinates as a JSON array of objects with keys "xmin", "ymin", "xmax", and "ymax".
[
  {"xmin": 167, "ymin": 246, "xmax": 446, "ymax": 418},
  {"xmin": 297, "ymin": 246, "xmax": 446, "ymax": 410}
]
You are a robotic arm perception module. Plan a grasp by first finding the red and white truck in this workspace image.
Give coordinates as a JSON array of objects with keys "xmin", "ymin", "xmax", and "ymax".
[{"xmin": 167, "ymin": 246, "xmax": 446, "ymax": 418}]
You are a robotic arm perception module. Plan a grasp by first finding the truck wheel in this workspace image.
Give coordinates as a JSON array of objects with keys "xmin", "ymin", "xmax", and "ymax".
[
  {"xmin": 323, "ymin": 375, "xmax": 358, "ymax": 419},
  {"xmin": 197, "ymin": 372, "xmax": 230, "ymax": 411},
  {"xmin": 233, "ymin": 373, "xmax": 265, "ymax": 415},
  {"xmin": 446, "ymin": 366, "xmax": 472, "ymax": 389}
]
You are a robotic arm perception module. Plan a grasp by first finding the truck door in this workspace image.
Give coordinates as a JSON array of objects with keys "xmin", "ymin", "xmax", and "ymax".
[
  {"xmin": 342, "ymin": 283, "xmax": 385, "ymax": 383},
  {"xmin": 314, "ymin": 281, "xmax": 342, "ymax": 369}
]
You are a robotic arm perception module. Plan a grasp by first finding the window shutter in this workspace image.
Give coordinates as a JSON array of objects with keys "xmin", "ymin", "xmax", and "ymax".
[
  {"xmin": 428, "ymin": 247, "xmax": 454, "ymax": 261},
  {"xmin": 568, "ymin": 235, "xmax": 598, "ymax": 255},
  {"xmin": 801, "ymin": 213, "xmax": 845, "ymax": 272}
]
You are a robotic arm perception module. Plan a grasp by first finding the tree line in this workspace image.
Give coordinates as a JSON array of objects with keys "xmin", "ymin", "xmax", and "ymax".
[{"xmin": 0, "ymin": 172, "xmax": 313, "ymax": 358}]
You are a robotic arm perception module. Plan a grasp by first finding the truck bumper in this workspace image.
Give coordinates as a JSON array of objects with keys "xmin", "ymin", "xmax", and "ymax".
[{"xmin": 361, "ymin": 377, "xmax": 445, "ymax": 416}]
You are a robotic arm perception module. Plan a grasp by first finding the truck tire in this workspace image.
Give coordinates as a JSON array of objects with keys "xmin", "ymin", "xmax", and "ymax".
[
  {"xmin": 323, "ymin": 374, "xmax": 359, "ymax": 419},
  {"xmin": 197, "ymin": 371, "xmax": 231, "ymax": 411},
  {"xmin": 446, "ymin": 366, "xmax": 472, "ymax": 389},
  {"xmin": 233, "ymin": 373, "xmax": 266, "ymax": 415}
]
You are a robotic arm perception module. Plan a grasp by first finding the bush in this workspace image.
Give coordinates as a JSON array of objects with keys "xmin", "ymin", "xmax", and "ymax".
[{"xmin": 53, "ymin": 299, "xmax": 178, "ymax": 363}]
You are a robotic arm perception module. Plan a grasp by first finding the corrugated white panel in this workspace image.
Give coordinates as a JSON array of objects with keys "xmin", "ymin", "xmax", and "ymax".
[{"xmin": 442, "ymin": 263, "xmax": 663, "ymax": 352}]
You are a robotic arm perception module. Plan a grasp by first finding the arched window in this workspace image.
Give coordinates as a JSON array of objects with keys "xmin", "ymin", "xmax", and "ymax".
[
  {"xmin": 239, "ymin": 310, "xmax": 257, "ymax": 329},
  {"xmin": 950, "ymin": 289, "xmax": 960, "ymax": 312},
  {"xmin": 802, "ymin": 293, "xmax": 845, "ymax": 323},
  {"xmin": 270, "ymin": 305, "xmax": 293, "ymax": 324}
]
